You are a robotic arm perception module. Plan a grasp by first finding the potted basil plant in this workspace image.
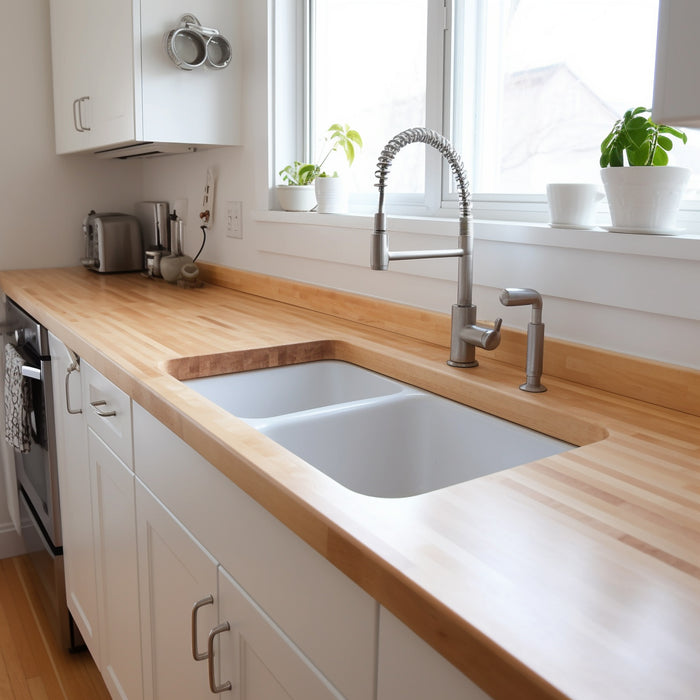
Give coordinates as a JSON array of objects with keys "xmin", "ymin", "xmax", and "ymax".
[{"xmin": 600, "ymin": 106, "xmax": 689, "ymax": 233}]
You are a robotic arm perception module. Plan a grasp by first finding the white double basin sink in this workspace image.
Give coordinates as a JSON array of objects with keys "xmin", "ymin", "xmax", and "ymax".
[{"xmin": 184, "ymin": 360, "xmax": 573, "ymax": 498}]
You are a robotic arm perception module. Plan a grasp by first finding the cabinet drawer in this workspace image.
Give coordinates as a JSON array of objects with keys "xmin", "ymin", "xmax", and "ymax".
[
  {"xmin": 133, "ymin": 403, "xmax": 377, "ymax": 700},
  {"xmin": 217, "ymin": 566, "xmax": 342, "ymax": 699},
  {"xmin": 83, "ymin": 361, "xmax": 133, "ymax": 468}
]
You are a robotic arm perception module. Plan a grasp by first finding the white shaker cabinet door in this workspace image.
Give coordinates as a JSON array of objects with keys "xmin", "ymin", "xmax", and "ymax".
[
  {"xmin": 89, "ymin": 430, "xmax": 143, "ymax": 700},
  {"xmin": 136, "ymin": 481, "xmax": 218, "ymax": 700},
  {"xmin": 215, "ymin": 566, "xmax": 342, "ymax": 700},
  {"xmin": 48, "ymin": 333, "xmax": 100, "ymax": 660}
]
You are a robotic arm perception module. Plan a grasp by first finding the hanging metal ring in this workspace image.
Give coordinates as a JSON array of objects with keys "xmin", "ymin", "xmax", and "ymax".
[
  {"xmin": 165, "ymin": 26, "xmax": 207, "ymax": 70},
  {"xmin": 205, "ymin": 34, "xmax": 232, "ymax": 70}
]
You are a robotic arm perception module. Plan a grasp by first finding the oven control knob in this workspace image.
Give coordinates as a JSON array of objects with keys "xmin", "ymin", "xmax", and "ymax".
[{"xmin": 13, "ymin": 329, "xmax": 24, "ymax": 346}]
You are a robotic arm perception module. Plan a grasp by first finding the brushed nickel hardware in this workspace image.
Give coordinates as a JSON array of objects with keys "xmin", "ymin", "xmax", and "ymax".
[
  {"xmin": 90, "ymin": 400, "xmax": 116, "ymax": 417},
  {"xmin": 499, "ymin": 288, "xmax": 547, "ymax": 393},
  {"xmin": 207, "ymin": 622, "xmax": 232, "ymax": 693},
  {"xmin": 73, "ymin": 97, "xmax": 90, "ymax": 132},
  {"xmin": 371, "ymin": 127, "xmax": 501, "ymax": 367},
  {"xmin": 191, "ymin": 594, "xmax": 214, "ymax": 661},
  {"xmin": 65, "ymin": 360, "xmax": 82, "ymax": 414}
]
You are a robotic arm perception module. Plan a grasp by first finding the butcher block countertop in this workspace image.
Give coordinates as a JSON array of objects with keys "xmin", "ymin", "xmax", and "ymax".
[{"xmin": 1, "ymin": 265, "xmax": 699, "ymax": 700}]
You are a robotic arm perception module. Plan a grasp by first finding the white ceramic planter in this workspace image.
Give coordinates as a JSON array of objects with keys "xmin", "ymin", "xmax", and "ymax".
[
  {"xmin": 276, "ymin": 185, "xmax": 316, "ymax": 212},
  {"xmin": 315, "ymin": 176, "xmax": 348, "ymax": 214},
  {"xmin": 600, "ymin": 166, "xmax": 690, "ymax": 233}
]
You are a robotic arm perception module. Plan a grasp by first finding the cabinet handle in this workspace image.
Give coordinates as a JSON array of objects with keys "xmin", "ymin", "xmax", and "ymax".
[
  {"xmin": 65, "ymin": 363, "xmax": 82, "ymax": 414},
  {"xmin": 207, "ymin": 622, "xmax": 232, "ymax": 694},
  {"xmin": 191, "ymin": 595, "xmax": 214, "ymax": 661},
  {"xmin": 72, "ymin": 98, "xmax": 82, "ymax": 132},
  {"xmin": 90, "ymin": 400, "xmax": 116, "ymax": 418},
  {"xmin": 77, "ymin": 96, "xmax": 90, "ymax": 132}
]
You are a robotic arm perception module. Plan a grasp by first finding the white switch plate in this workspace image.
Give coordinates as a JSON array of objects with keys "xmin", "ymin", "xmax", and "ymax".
[{"xmin": 226, "ymin": 201, "xmax": 242, "ymax": 239}]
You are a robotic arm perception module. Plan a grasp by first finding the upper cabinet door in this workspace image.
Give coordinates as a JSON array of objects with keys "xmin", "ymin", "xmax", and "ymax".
[
  {"xmin": 48, "ymin": 0, "xmax": 241, "ymax": 155},
  {"xmin": 49, "ymin": 0, "xmax": 95, "ymax": 153},
  {"xmin": 49, "ymin": 0, "xmax": 136, "ymax": 153}
]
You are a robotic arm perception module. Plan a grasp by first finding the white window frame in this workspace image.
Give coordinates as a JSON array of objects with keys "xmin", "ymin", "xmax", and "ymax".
[{"xmin": 270, "ymin": 0, "xmax": 700, "ymax": 231}]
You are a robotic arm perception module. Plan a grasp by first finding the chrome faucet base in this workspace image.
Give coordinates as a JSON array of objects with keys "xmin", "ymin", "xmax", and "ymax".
[
  {"xmin": 520, "ymin": 382, "xmax": 547, "ymax": 393},
  {"xmin": 447, "ymin": 359, "xmax": 479, "ymax": 369}
]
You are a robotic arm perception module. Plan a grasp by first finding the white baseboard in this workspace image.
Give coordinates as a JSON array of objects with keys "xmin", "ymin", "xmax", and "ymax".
[{"xmin": 0, "ymin": 520, "xmax": 29, "ymax": 559}]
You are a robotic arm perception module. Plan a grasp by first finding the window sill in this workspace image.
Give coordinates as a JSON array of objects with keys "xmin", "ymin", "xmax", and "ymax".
[{"xmin": 253, "ymin": 210, "xmax": 700, "ymax": 261}]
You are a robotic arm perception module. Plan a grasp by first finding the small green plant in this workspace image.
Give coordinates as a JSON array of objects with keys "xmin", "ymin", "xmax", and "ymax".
[
  {"xmin": 315, "ymin": 123, "xmax": 363, "ymax": 177},
  {"xmin": 278, "ymin": 123, "xmax": 363, "ymax": 185},
  {"xmin": 278, "ymin": 161, "xmax": 317, "ymax": 186},
  {"xmin": 600, "ymin": 106, "xmax": 687, "ymax": 167}
]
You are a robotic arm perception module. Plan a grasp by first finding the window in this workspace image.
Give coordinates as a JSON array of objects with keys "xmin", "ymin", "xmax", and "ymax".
[
  {"xmin": 451, "ymin": 0, "xmax": 660, "ymax": 195},
  {"xmin": 299, "ymin": 0, "xmax": 700, "ymax": 217},
  {"xmin": 309, "ymin": 0, "xmax": 434, "ymax": 209}
]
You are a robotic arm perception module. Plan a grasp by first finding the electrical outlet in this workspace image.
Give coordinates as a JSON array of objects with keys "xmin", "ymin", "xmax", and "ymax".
[
  {"xmin": 226, "ymin": 201, "xmax": 242, "ymax": 239},
  {"xmin": 201, "ymin": 169, "xmax": 215, "ymax": 224}
]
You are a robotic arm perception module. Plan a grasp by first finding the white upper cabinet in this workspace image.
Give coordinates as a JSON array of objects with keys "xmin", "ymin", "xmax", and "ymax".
[{"xmin": 49, "ymin": 0, "xmax": 241, "ymax": 156}]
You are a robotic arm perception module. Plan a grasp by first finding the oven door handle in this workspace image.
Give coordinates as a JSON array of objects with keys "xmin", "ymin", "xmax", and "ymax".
[{"xmin": 21, "ymin": 365, "xmax": 42, "ymax": 381}]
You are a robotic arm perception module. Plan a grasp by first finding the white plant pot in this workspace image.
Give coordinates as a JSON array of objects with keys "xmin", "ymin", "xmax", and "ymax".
[
  {"xmin": 315, "ymin": 177, "xmax": 348, "ymax": 214},
  {"xmin": 276, "ymin": 185, "xmax": 316, "ymax": 212},
  {"xmin": 600, "ymin": 166, "xmax": 690, "ymax": 233}
]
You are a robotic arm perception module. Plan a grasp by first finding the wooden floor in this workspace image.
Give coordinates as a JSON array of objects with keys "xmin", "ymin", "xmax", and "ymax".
[{"xmin": 0, "ymin": 555, "xmax": 110, "ymax": 700}]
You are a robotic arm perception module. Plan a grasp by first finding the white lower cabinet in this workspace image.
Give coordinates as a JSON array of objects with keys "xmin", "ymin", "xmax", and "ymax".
[
  {"xmin": 136, "ymin": 481, "xmax": 217, "ymax": 699},
  {"xmin": 48, "ymin": 333, "xmax": 100, "ymax": 659},
  {"xmin": 216, "ymin": 566, "xmax": 341, "ymax": 699},
  {"xmin": 132, "ymin": 403, "xmax": 378, "ymax": 700},
  {"xmin": 136, "ymin": 479, "xmax": 342, "ymax": 699},
  {"xmin": 89, "ymin": 430, "xmax": 143, "ymax": 700}
]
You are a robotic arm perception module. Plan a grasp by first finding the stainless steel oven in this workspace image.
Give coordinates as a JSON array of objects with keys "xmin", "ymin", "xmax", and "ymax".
[{"xmin": 4, "ymin": 298, "xmax": 81, "ymax": 650}]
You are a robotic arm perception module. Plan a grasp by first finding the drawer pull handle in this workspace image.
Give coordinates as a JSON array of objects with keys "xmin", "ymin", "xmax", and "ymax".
[
  {"xmin": 191, "ymin": 595, "xmax": 214, "ymax": 661},
  {"xmin": 207, "ymin": 622, "xmax": 232, "ymax": 693},
  {"xmin": 90, "ymin": 400, "xmax": 116, "ymax": 418}
]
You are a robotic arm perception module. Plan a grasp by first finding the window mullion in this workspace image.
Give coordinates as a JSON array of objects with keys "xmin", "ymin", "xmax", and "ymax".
[
  {"xmin": 426, "ymin": 0, "xmax": 449, "ymax": 213},
  {"xmin": 304, "ymin": 0, "xmax": 314, "ymax": 163}
]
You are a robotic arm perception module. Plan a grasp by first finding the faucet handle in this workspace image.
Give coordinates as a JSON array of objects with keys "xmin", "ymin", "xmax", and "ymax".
[{"xmin": 460, "ymin": 317, "xmax": 502, "ymax": 351}]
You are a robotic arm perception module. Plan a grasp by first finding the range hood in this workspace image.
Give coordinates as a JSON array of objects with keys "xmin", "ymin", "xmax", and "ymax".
[{"xmin": 93, "ymin": 142, "xmax": 201, "ymax": 160}]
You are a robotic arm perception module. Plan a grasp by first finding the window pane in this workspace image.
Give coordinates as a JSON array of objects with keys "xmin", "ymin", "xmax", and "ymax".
[
  {"xmin": 312, "ymin": 0, "xmax": 428, "ymax": 196},
  {"xmin": 454, "ymin": 0, "xmax": 661, "ymax": 194}
]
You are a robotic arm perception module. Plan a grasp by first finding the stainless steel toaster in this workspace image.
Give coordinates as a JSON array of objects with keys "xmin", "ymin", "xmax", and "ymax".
[{"xmin": 81, "ymin": 211, "xmax": 144, "ymax": 273}]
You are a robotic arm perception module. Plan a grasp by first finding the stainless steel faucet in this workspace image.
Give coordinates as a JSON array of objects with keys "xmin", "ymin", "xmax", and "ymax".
[
  {"xmin": 370, "ymin": 127, "xmax": 501, "ymax": 367},
  {"xmin": 499, "ymin": 288, "xmax": 547, "ymax": 393}
]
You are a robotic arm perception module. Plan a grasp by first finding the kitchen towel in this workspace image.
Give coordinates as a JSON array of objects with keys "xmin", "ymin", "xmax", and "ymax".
[{"xmin": 4, "ymin": 343, "xmax": 32, "ymax": 453}]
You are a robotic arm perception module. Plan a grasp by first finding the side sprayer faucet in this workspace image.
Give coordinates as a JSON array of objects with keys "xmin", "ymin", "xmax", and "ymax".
[
  {"xmin": 499, "ymin": 288, "xmax": 547, "ymax": 393},
  {"xmin": 370, "ymin": 128, "xmax": 501, "ymax": 368}
]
